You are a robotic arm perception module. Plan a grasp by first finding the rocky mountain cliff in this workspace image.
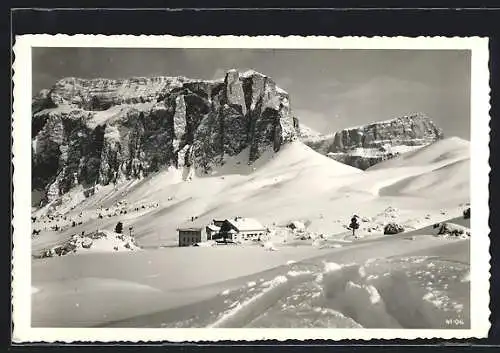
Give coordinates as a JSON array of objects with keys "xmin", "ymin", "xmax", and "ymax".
[
  {"xmin": 32, "ymin": 70, "xmax": 299, "ymax": 205},
  {"xmin": 302, "ymin": 114, "xmax": 444, "ymax": 170}
]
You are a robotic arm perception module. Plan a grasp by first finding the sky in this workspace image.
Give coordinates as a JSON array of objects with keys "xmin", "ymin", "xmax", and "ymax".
[{"xmin": 32, "ymin": 48, "xmax": 471, "ymax": 139}]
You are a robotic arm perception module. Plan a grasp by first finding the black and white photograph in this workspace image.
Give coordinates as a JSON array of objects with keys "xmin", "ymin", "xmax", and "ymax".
[{"xmin": 12, "ymin": 35, "xmax": 490, "ymax": 342}]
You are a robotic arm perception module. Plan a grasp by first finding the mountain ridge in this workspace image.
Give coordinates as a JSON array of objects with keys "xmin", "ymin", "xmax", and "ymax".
[
  {"xmin": 32, "ymin": 69, "xmax": 452, "ymax": 208},
  {"xmin": 32, "ymin": 69, "xmax": 299, "ymax": 205},
  {"xmin": 301, "ymin": 113, "xmax": 445, "ymax": 170}
]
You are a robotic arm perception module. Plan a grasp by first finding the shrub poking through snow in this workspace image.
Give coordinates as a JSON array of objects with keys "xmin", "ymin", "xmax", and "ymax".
[
  {"xmin": 435, "ymin": 222, "xmax": 471, "ymax": 237},
  {"xmin": 463, "ymin": 207, "xmax": 470, "ymax": 219},
  {"xmin": 115, "ymin": 221, "xmax": 123, "ymax": 234},
  {"xmin": 383, "ymin": 223, "xmax": 405, "ymax": 235}
]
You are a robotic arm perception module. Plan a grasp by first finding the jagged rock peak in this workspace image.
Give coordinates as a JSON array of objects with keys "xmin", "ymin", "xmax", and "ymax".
[
  {"xmin": 335, "ymin": 113, "xmax": 443, "ymax": 150},
  {"xmin": 31, "ymin": 69, "xmax": 299, "ymax": 206},
  {"xmin": 304, "ymin": 113, "xmax": 443, "ymax": 149},
  {"xmin": 33, "ymin": 70, "xmax": 290, "ymax": 113}
]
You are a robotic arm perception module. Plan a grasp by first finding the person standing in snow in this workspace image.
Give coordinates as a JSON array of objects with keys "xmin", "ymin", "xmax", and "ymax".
[{"xmin": 350, "ymin": 215, "xmax": 360, "ymax": 238}]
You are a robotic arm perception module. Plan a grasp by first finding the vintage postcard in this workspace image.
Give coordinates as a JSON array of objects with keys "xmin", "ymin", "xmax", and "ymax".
[{"xmin": 12, "ymin": 35, "xmax": 490, "ymax": 342}]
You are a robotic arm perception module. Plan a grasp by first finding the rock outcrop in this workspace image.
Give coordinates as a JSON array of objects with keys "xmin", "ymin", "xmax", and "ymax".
[
  {"xmin": 35, "ymin": 230, "xmax": 140, "ymax": 258},
  {"xmin": 433, "ymin": 222, "xmax": 471, "ymax": 238},
  {"xmin": 32, "ymin": 70, "xmax": 299, "ymax": 204},
  {"xmin": 383, "ymin": 223, "xmax": 405, "ymax": 235},
  {"xmin": 301, "ymin": 114, "xmax": 444, "ymax": 170}
]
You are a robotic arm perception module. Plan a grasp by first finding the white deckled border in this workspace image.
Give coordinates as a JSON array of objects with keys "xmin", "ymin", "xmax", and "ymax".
[{"xmin": 12, "ymin": 35, "xmax": 490, "ymax": 342}]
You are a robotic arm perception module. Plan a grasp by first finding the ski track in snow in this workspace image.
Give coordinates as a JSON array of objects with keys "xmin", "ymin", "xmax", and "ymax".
[{"xmin": 147, "ymin": 255, "xmax": 469, "ymax": 329}]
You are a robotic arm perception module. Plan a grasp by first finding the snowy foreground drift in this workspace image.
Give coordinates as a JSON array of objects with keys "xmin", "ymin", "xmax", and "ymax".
[
  {"xmin": 205, "ymin": 255, "xmax": 468, "ymax": 329},
  {"xmin": 31, "ymin": 137, "xmax": 471, "ymax": 328},
  {"xmin": 32, "ymin": 225, "xmax": 470, "ymax": 328}
]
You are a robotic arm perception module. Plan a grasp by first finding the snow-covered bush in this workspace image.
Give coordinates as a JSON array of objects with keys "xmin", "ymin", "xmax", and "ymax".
[
  {"xmin": 39, "ymin": 230, "xmax": 140, "ymax": 257},
  {"xmin": 287, "ymin": 220, "xmax": 306, "ymax": 232},
  {"xmin": 383, "ymin": 223, "xmax": 405, "ymax": 235}
]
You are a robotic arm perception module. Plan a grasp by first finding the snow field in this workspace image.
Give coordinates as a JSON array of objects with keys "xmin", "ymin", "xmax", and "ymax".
[
  {"xmin": 33, "ymin": 137, "xmax": 469, "ymax": 251},
  {"xmin": 46, "ymin": 231, "xmax": 470, "ymax": 328},
  {"xmin": 31, "ymin": 136, "xmax": 471, "ymax": 328},
  {"xmin": 148, "ymin": 246, "xmax": 470, "ymax": 329}
]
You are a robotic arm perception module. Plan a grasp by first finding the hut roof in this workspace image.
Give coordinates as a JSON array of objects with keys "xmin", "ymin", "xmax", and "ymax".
[
  {"xmin": 227, "ymin": 217, "xmax": 265, "ymax": 232},
  {"xmin": 177, "ymin": 227, "xmax": 203, "ymax": 232}
]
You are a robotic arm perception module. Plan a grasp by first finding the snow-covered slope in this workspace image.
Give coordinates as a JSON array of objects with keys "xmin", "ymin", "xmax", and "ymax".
[
  {"xmin": 379, "ymin": 158, "xmax": 469, "ymax": 200},
  {"xmin": 32, "ymin": 134, "xmax": 469, "ymax": 254},
  {"xmin": 340, "ymin": 137, "xmax": 470, "ymax": 201},
  {"xmin": 31, "ymin": 135, "xmax": 471, "ymax": 329},
  {"xmin": 368, "ymin": 137, "xmax": 470, "ymax": 170},
  {"xmin": 361, "ymin": 138, "xmax": 470, "ymax": 203},
  {"xmin": 32, "ymin": 141, "xmax": 364, "ymax": 252}
]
